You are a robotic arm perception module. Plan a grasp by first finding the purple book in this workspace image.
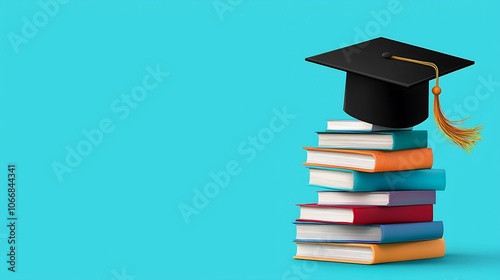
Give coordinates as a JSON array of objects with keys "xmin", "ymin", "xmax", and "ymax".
[{"xmin": 317, "ymin": 190, "xmax": 436, "ymax": 206}]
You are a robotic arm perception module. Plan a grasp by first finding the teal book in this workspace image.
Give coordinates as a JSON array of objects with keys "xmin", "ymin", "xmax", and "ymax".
[
  {"xmin": 317, "ymin": 130, "xmax": 427, "ymax": 150},
  {"xmin": 308, "ymin": 167, "xmax": 445, "ymax": 191}
]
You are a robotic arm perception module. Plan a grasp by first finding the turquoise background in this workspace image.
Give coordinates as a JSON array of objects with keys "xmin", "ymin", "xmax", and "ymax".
[{"xmin": 1, "ymin": 0, "xmax": 499, "ymax": 279}]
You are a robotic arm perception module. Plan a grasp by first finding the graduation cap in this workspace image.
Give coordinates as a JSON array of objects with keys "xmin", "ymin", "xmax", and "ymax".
[{"xmin": 306, "ymin": 37, "xmax": 481, "ymax": 152}]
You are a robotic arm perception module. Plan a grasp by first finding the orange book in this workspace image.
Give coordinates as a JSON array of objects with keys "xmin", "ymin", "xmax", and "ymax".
[
  {"xmin": 294, "ymin": 238, "xmax": 445, "ymax": 264},
  {"xmin": 303, "ymin": 147, "xmax": 433, "ymax": 172}
]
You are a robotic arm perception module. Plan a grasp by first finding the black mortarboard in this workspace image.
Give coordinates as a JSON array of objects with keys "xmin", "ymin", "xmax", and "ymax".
[{"xmin": 306, "ymin": 37, "xmax": 481, "ymax": 152}]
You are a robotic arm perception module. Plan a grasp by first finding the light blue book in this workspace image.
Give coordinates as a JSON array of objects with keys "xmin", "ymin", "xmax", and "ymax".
[
  {"xmin": 294, "ymin": 221, "xmax": 444, "ymax": 244},
  {"xmin": 308, "ymin": 166, "xmax": 445, "ymax": 191},
  {"xmin": 317, "ymin": 130, "xmax": 427, "ymax": 150}
]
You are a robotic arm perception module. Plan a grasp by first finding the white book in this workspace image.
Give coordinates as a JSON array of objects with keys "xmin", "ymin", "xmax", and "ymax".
[{"xmin": 327, "ymin": 120, "xmax": 412, "ymax": 132}]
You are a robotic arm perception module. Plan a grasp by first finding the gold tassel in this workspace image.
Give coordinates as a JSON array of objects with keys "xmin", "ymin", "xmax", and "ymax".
[
  {"xmin": 432, "ymin": 86, "xmax": 482, "ymax": 153},
  {"xmin": 387, "ymin": 55, "xmax": 482, "ymax": 153}
]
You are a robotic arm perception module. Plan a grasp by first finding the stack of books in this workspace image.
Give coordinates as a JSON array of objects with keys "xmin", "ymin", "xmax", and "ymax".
[{"xmin": 293, "ymin": 120, "xmax": 446, "ymax": 264}]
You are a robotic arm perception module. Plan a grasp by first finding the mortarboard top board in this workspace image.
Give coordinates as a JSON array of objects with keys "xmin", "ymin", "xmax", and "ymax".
[{"xmin": 305, "ymin": 37, "xmax": 475, "ymax": 128}]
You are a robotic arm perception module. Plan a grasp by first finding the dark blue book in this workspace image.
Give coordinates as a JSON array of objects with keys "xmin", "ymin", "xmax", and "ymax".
[{"xmin": 294, "ymin": 221, "xmax": 444, "ymax": 244}]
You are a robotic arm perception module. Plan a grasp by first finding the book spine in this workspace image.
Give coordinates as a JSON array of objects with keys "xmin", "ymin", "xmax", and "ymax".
[
  {"xmin": 387, "ymin": 191, "xmax": 436, "ymax": 206},
  {"xmin": 391, "ymin": 131, "xmax": 428, "ymax": 150},
  {"xmin": 372, "ymin": 148, "xmax": 433, "ymax": 172},
  {"xmin": 353, "ymin": 169, "xmax": 446, "ymax": 191},
  {"xmin": 352, "ymin": 205, "xmax": 433, "ymax": 224},
  {"xmin": 371, "ymin": 238, "xmax": 446, "ymax": 264},
  {"xmin": 380, "ymin": 221, "xmax": 444, "ymax": 243}
]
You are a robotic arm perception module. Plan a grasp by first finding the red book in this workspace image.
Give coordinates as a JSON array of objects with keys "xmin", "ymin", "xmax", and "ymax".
[{"xmin": 297, "ymin": 204, "xmax": 433, "ymax": 224}]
